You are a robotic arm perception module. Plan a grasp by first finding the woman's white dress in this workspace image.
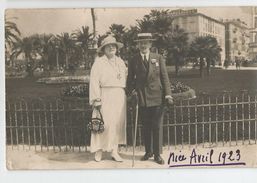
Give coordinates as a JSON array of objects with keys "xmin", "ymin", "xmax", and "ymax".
[{"xmin": 89, "ymin": 55, "xmax": 127, "ymax": 152}]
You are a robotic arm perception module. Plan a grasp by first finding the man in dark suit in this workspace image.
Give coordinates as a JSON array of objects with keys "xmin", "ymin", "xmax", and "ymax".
[{"xmin": 127, "ymin": 33, "xmax": 173, "ymax": 165}]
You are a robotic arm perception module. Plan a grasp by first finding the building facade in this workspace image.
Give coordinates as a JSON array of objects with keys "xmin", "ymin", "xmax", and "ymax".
[
  {"xmin": 170, "ymin": 9, "xmax": 226, "ymax": 65},
  {"xmin": 222, "ymin": 19, "xmax": 250, "ymax": 63},
  {"xmin": 249, "ymin": 7, "xmax": 257, "ymax": 60}
]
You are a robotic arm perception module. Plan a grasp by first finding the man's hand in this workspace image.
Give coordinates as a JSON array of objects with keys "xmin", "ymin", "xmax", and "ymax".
[
  {"xmin": 131, "ymin": 89, "xmax": 137, "ymax": 97},
  {"xmin": 165, "ymin": 95, "xmax": 174, "ymax": 105}
]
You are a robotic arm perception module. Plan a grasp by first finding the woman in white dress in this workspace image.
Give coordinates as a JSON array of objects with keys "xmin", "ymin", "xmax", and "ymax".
[{"xmin": 89, "ymin": 36, "xmax": 127, "ymax": 162}]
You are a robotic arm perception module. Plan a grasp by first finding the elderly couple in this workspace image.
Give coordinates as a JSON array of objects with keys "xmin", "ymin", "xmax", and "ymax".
[{"xmin": 89, "ymin": 33, "xmax": 173, "ymax": 165}]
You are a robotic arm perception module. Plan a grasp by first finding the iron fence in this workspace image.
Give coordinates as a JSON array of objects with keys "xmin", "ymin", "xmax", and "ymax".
[{"xmin": 6, "ymin": 91, "xmax": 257, "ymax": 152}]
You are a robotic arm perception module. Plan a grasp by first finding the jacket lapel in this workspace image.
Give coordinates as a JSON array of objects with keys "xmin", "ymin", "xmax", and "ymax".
[{"xmin": 147, "ymin": 52, "xmax": 155, "ymax": 80}]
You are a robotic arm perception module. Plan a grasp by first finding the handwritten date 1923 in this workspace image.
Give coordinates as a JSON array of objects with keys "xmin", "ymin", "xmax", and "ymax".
[{"xmin": 218, "ymin": 149, "xmax": 241, "ymax": 164}]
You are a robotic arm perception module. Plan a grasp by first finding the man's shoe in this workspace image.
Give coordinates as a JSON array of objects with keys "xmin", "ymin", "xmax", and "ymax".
[
  {"xmin": 140, "ymin": 152, "xmax": 153, "ymax": 161},
  {"xmin": 154, "ymin": 155, "xmax": 165, "ymax": 165}
]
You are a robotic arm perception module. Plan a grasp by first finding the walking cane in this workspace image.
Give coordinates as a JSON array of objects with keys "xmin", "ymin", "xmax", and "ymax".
[{"xmin": 132, "ymin": 93, "xmax": 139, "ymax": 168}]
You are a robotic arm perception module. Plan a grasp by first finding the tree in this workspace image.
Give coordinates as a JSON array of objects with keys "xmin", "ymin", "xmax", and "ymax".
[
  {"xmin": 72, "ymin": 26, "xmax": 93, "ymax": 68},
  {"xmin": 204, "ymin": 36, "xmax": 222, "ymax": 75},
  {"xmin": 121, "ymin": 26, "xmax": 140, "ymax": 61},
  {"xmin": 165, "ymin": 25, "xmax": 189, "ymax": 76},
  {"xmin": 109, "ymin": 24, "xmax": 126, "ymax": 42},
  {"xmin": 5, "ymin": 17, "xmax": 21, "ymax": 49},
  {"xmin": 35, "ymin": 34, "xmax": 56, "ymax": 69},
  {"xmin": 11, "ymin": 35, "xmax": 38, "ymax": 77},
  {"xmin": 137, "ymin": 9, "xmax": 173, "ymax": 53},
  {"xmin": 5, "ymin": 17, "xmax": 21, "ymax": 66},
  {"xmin": 189, "ymin": 36, "xmax": 221, "ymax": 77},
  {"xmin": 56, "ymin": 32, "xmax": 75, "ymax": 69}
]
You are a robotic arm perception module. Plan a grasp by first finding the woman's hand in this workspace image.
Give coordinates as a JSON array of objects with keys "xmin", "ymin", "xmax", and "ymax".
[{"xmin": 93, "ymin": 99, "xmax": 102, "ymax": 110}]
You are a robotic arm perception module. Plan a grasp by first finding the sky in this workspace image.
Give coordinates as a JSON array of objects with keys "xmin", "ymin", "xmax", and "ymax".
[{"xmin": 5, "ymin": 7, "xmax": 253, "ymax": 37}]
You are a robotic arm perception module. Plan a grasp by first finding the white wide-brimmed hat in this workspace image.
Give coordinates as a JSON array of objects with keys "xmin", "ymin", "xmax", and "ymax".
[
  {"xmin": 134, "ymin": 33, "xmax": 156, "ymax": 42},
  {"xmin": 97, "ymin": 35, "xmax": 123, "ymax": 53}
]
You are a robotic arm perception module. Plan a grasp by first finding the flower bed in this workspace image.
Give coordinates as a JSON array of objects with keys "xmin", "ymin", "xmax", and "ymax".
[
  {"xmin": 62, "ymin": 84, "xmax": 89, "ymax": 98},
  {"xmin": 61, "ymin": 81, "xmax": 196, "ymax": 100},
  {"xmin": 37, "ymin": 75, "xmax": 90, "ymax": 84},
  {"xmin": 171, "ymin": 81, "xmax": 196, "ymax": 100}
]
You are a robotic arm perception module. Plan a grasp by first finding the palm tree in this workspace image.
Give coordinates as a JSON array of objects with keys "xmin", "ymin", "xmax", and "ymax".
[
  {"xmin": 11, "ymin": 35, "xmax": 38, "ymax": 77},
  {"xmin": 5, "ymin": 17, "xmax": 21, "ymax": 49},
  {"xmin": 56, "ymin": 32, "xmax": 75, "ymax": 69},
  {"xmin": 189, "ymin": 37, "xmax": 208, "ymax": 77},
  {"xmin": 204, "ymin": 36, "xmax": 222, "ymax": 75},
  {"xmin": 109, "ymin": 24, "xmax": 126, "ymax": 42},
  {"xmin": 189, "ymin": 36, "xmax": 221, "ymax": 77},
  {"xmin": 137, "ymin": 9, "xmax": 173, "ymax": 53},
  {"xmin": 5, "ymin": 17, "xmax": 21, "ymax": 66},
  {"xmin": 72, "ymin": 26, "xmax": 93, "ymax": 68},
  {"xmin": 122, "ymin": 26, "xmax": 139, "ymax": 61},
  {"xmin": 165, "ymin": 25, "xmax": 189, "ymax": 76}
]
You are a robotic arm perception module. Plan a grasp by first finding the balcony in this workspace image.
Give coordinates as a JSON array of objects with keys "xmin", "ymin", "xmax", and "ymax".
[{"xmin": 249, "ymin": 42, "xmax": 257, "ymax": 48}]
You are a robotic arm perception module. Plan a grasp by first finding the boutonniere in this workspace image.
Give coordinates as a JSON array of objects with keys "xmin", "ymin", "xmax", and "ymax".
[
  {"xmin": 151, "ymin": 59, "xmax": 159, "ymax": 67},
  {"xmin": 151, "ymin": 59, "xmax": 157, "ymax": 64}
]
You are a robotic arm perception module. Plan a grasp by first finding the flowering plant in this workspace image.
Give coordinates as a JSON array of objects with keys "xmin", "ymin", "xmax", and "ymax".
[
  {"xmin": 170, "ymin": 81, "xmax": 196, "ymax": 100},
  {"xmin": 62, "ymin": 84, "xmax": 89, "ymax": 97},
  {"xmin": 171, "ymin": 81, "xmax": 191, "ymax": 93}
]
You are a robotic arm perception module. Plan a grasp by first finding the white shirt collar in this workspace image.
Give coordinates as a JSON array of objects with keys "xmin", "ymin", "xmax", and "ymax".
[{"xmin": 140, "ymin": 51, "xmax": 150, "ymax": 61}]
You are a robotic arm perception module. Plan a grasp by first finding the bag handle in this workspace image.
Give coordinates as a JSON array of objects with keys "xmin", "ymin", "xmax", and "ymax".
[{"xmin": 94, "ymin": 108, "xmax": 103, "ymax": 121}]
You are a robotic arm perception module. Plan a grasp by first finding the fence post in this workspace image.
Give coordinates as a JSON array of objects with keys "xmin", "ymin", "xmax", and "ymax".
[
  {"xmin": 23, "ymin": 99, "xmax": 31, "ymax": 150},
  {"xmin": 50, "ymin": 101, "xmax": 55, "ymax": 152},
  {"xmin": 194, "ymin": 101, "xmax": 197, "ymax": 148},
  {"xmin": 222, "ymin": 91, "xmax": 226, "ymax": 146},
  {"xmin": 228, "ymin": 91, "xmax": 232, "ymax": 146},
  {"xmin": 254, "ymin": 93, "xmax": 257, "ymax": 144},
  {"xmin": 14, "ymin": 101, "xmax": 19, "ymax": 150},
  {"xmin": 7, "ymin": 101, "xmax": 14, "ymax": 149},
  {"xmin": 180, "ymin": 100, "xmax": 184, "ymax": 149},
  {"xmin": 19, "ymin": 99, "xmax": 25, "ymax": 150},
  {"xmin": 235, "ymin": 96, "xmax": 238, "ymax": 145},
  {"xmin": 248, "ymin": 93, "xmax": 251, "ymax": 145},
  {"xmin": 241, "ymin": 90, "xmax": 247, "ymax": 145},
  {"xmin": 215, "ymin": 96, "xmax": 218, "ymax": 145},
  {"xmin": 201, "ymin": 93, "xmax": 205, "ymax": 147},
  {"xmin": 174, "ymin": 104, "xmax": 177, "ymax": 150},
  {"xmin": 208, "ymin": 95, "xmax": 211, "ymax": 146},
  {"xmin": 187, "ymin": 99, "xmax": 191, "ymax": 148},
  {"xmin": 31, "ymin": 101, "xmax": 37, "ymax": 151}
]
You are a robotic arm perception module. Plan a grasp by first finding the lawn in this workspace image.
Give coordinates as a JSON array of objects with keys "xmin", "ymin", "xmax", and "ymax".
[
  {"xmin": 6, "ymin": 68, "xmax": 257, "ymax": 99},
  {"xmin": 6, "ymin": 68, "xmax": 257, "ymax": 147}
]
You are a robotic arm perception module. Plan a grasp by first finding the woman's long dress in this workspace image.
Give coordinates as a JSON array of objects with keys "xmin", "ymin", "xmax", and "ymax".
[{"xmin": 89, "ymin": 55, "xmax": 127, "ymax": 152}]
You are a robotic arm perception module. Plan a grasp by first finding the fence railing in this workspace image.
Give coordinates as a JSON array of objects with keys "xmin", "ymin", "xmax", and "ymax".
[{"xmin": 6, "ymin": 91, "xmax": 257, "ymax": 152}]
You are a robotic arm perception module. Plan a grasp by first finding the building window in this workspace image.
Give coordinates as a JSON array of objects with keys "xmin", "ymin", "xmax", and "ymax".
[
  {"xmin": 233, "ymin": 27, "xmax": 237, "ymax": 33},
  {"xmin": 255, "ymin": 17, "xmax": 257, "ymax": 28}
]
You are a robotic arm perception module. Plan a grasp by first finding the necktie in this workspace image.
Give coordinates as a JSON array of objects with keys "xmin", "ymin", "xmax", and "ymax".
[{"xmin": 143, "ymin": 54, "xmax": 148, "ymax": 69}]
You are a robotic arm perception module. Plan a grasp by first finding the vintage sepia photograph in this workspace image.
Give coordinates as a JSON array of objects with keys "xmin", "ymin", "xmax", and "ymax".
[{"xmin": 5, "ymin": 7, "xmax": 257, "ymax": 169}]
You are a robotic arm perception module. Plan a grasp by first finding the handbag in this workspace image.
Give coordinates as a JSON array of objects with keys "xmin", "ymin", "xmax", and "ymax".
[{"xmin": 88, "ymin": 108, "xmax": 104, "ymax": 133}]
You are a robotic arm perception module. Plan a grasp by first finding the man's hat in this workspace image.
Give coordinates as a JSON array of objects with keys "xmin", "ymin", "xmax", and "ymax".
[
  {"xmin": 134, "ymin": 33, "xmax": 156, "ymax": 42},
  {"xmin": 97, "ymin": 35, "xmax": 123, "ymax": 53}
]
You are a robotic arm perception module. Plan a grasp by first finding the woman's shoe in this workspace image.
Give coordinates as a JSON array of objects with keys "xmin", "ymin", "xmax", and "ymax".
[
  {"xmin": 95, "ymin": 150, "xmax": 102, "ymax": 162},
  {"xmin": 111, "ymin": 152, "xmax": 123, "ymax": 162}
]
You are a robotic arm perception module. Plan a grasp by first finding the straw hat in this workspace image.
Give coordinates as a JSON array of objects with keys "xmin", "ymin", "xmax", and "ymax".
[
  {"xmin": 97, "ymin": 35, "xmax": 123, "ymax": 53},
  {"xmin": 134, "ymin": 33, "xmax": 156, "ymax": 42}
]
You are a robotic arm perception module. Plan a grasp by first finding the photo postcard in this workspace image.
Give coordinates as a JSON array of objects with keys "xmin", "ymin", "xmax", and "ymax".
[{"xmin": 5, "ymin": 7, "xmax": 257, "ymax": 169}]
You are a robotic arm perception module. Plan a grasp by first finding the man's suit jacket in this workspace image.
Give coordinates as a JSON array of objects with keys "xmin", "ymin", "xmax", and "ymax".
[{"xmin": 127, "ymin": 51, "xmax": 172, "ymax": 107}]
